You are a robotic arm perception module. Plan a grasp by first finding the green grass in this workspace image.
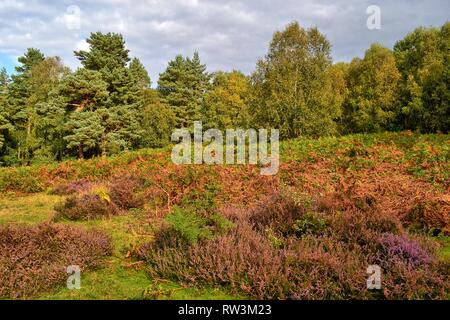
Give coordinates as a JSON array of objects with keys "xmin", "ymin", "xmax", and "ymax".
[
  {"xmin": 437, "ymin": 236, "xmax": 450, "ymax": 261},
  {"xmin": 41, "ymin": 259, "xmax": 241, "ymax": 300},
  {"xmin": 0, "ymin": 193, "xmax": 62, "ymax": 225},
  {"xmin": 41, "ymin": 259, "xmax": 151, "ymax": 300}
]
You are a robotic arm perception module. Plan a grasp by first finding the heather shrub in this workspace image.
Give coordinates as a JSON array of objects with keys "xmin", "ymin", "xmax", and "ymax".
[
  {"xmin": 139, "ymin": 220, "xmax": 369, "ymax": 299},
  {"xmin": 138, "ymin": 192, "xmax": 450, "ymax": 300},
  {"xmin": 381, "ymin": 260, "xmax": 450, "ymax": 299},
  {"xmin": 51, "ymin": 179, "xmax": 93, "ymax": 195},
  {"xmin": 249, "ymin": 192, "xmax": 308, "ymax": 235},
  {"xmin": 108, "ymin": 174, "xmax": 145, "ymax": 210},
  {"xmin": 377, "ymin": 233, "xmax": 433, "ymax": 269},
  {"xmin": 329, "ymin": 210, "xmax": 402, "ymax": 250},
  {"xmin": 0, "ymin": 223, "xmax": 112, "ymax": 298},
  {"xmin": 405, "ymin": 200, "xmax": 450, "ymax": 235},
  {"xmin": 139, "ymin": 220, "xmax": 291, "ymax": 299},
  {"xmin": 54, "ymin": 193, "xmax": 119, "ymax": 221}
]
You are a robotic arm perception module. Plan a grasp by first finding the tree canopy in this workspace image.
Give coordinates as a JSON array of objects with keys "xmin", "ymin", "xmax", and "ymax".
[{"xmin": 0, "ymin": 21, "xmax": 449, "ymax": 166}]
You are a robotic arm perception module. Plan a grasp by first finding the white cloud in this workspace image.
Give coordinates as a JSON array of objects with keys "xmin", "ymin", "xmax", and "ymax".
[{"xmin": 75, "ymin": 40, "xmax": 89, "ymax": 52}]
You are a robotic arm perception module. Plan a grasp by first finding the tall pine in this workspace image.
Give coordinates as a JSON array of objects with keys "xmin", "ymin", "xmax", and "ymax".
[{"xmin": 158, "ymin": 52, "xmax": 210, "ymax": 128}]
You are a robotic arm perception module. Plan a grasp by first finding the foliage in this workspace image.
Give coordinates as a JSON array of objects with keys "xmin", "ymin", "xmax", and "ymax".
[
  {"xmin": 164, "ymin": 207, "xmax": 214, "ymax": 244},
  {"xmin": 202, "ymin": 71, "xmax": 251, "ymax": 130},
  {"xmin": 394, "ymin": 23, "xmax": 450, "ymax": 133},
  {"xmin": 158, "ymin": 52, "xmax": 210, "ymax": 128},
  {"xmin": 251, "ymin": 22, "xmax": 342, "ymax": 139},
  {"xmin": 140, "ymin": 89, "xmax": 176, "ymax": 148},
  {"xmin": 342, "ymin": 44, "xmax": 400, "ymax": 133}
]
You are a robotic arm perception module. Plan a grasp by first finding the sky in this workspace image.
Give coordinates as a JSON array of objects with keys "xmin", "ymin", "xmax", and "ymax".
[{"xmin": 0, "ymin": 0, "xmax": 448, "ymax": 85}]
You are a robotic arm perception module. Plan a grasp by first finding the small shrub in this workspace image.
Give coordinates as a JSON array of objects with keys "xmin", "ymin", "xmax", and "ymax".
[
  {"xmin": 405, "ymin": 200, "xmax": 450, "ymax": 235},
  {"xmin": 109, "ymin": 175, "xmax": 145, "ymax": 210},
  {"xmin": 180, "ymin": 182, "xmax": 221, "ymax": 215},
  {"xmin": 292, "ymin": 213, "xmax": 328, "ymax": 237},
  {"xmin": 0, "ymin": 223, "xmax": 112, "ymax": 298},
  {"xmin": 164, "ymin": 207, "xmax": 213, "ymax": 244},
  {"xmin": 142, "ymin": 282, "xmax": 176, "ymax": 300},
  {"xmin": 51, "ymin": 179, "xmax": 92, "ymax": 195},
  {"xmin": 249, "ymin": 192, "xmax": 306, "ymax": 235},
  {"xmin": 0, "ymin": 167, "xmax": 45, "ymax": 193},
  {"xmin": 54, "ymin": 193, "xmax": 119, "ymax": 221},
  {"xmin": 377, "ymin": 233, "xmax": 433, "ymax": 268},
  {"xmin": 381, "ymin": 259, "xmax": 450, "ymax": 299},
  {"xmin": 345, "ymin": 143, "xmax": 369, "ymax": 158}
]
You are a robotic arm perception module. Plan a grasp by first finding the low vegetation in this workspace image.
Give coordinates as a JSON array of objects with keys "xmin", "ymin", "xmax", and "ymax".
[
  {"xmin": 0, "ymin": 132, "xmax": 448, "ymax": 300},
  {"xmin": 137, "ymin": 191, "xmax": 449, "ymax": 300},
  {"xmin": 0, "ymin": 223, "xmax": 112, "ymax": 298}
]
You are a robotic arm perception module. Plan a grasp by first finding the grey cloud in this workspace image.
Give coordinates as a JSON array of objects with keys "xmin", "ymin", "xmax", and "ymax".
[{"xmin": 0, "ymin": 0, "xmax": 448, "ymax": 84}]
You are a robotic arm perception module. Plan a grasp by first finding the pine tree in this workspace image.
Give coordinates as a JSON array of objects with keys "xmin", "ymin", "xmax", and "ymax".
[
  {"xmin": 158, "ymin": 52, "xmax": 210, "ymax": 128},
  {"xmin": 71, "ymin": 32, "xmax": 148, "ymax": 155},
  {"xmin": 0, "ymin": 79, "xmax": 13, "ymax": 156},
  {"xmin": 74, "ymin": 32, "xmax": 136, "ymax": 105},
  {"xmin": 58, "ymin": 69, "xmax": 109, "ymax": 112},
  {"xmin": 64, "ymin": 111, "xmax": 104, "ymax": 159},
  {"xmin": 129, "ymin": 57, "xmax": 151, "ymax": 89},
  {"xmin": 8, "ymin": 48, "xmax": 45, "ymax": 128},
  {"xmin": 7, "ymin": 49, "xmax": 46, "ymax": 164},
  {"xmin": 0, "ymin": 68, "xmax": 9, "ymax": 153},
  {"xmin": 0, "ymin": 68, "xmax": 8, "ymax": 90},
  {"xmin": 75, "ymin": 32, "xmax": 130, "ymax": 71}
]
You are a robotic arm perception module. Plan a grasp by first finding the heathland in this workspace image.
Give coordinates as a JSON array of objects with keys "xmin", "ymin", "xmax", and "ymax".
[{"xmin": 0, "ymin": 132, "xmax": 448, "ymax": 299}]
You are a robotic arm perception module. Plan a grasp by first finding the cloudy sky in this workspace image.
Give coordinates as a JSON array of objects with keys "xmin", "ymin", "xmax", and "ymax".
[{"xmin": 0, "ymin": 0, "xmax": 448, "ymax": 85}]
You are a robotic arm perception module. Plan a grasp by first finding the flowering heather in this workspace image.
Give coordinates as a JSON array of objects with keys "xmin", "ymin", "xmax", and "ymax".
[
  {"xmin": 135, "ymin": 183, "xmax": 450, "ymax": 300},
  {"xmin": 378, "ymin": 233, "xmax": 434, "ymax": 268},
  {"xmin": 0, "ymin": 223, "xmax": 112, "ymax": 298},
  {"xmin": 52, "ymin": 179, "xmax": 93, "ymax": 195},
  {"xmin": 54, "ymin": 194, "xmax": 119, "ymax": 221}
]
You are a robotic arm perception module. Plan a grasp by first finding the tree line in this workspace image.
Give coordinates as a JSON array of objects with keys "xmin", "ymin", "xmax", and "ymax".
[{"xmin": 0, "ymin": 21, "xmax": 448, "ymax": 166}]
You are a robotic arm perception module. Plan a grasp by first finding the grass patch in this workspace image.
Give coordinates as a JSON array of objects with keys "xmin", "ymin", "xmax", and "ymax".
[
  {"xmin": 40, "ymin": 258, "xmax": 151, "ymax": 300},
  {"xmin": 437, "ymin": 236, "xmax": 450, "ymax": 261},
  {"xmin": 0, "ymin": 193, "xmax": 62, "ymax": 225}
]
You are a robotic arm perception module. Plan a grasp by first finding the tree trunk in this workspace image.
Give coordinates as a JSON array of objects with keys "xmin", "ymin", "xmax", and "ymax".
[
  {"xmin": 78, "ymin": 144, "xmax": 84, "ymax": 159},
  {"xmin": 101, "ymin": 134, "xmax": 107, "ymax": 158}
]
